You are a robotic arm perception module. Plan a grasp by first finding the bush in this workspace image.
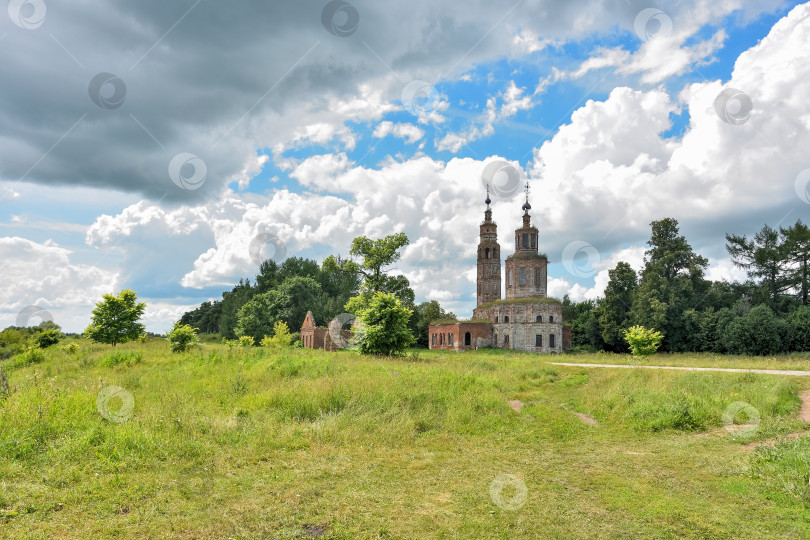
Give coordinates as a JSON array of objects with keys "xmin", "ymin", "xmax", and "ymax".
[
  {"xmin": 167, "ymin": 322, "xmax": 199, "ymax": 353},
  {"xmin": 12, "ymin": 347, "xmax": 46, "ymax": 368},
  {"xmin": 238, "ymin": 336, "xmax": 254, "ymax": 348},
  {"xmin": 99, "ymin": 350, "xmax": 142, "ymax": 367},
  {"xmin": 623, "ymin": 325, "xmax": 663, "ymax": 361},
  {"xmin": 346, "ymin": 292, "xmax": 414, "ymax": 356},
  {"xmin": 722, "ymin": 305, "xmax": 791, "ymax": 356},
  {"xmin": 260, "ymin": 321, "xmax": 293, "ymax": 349},
  {"xmin": 788, "ymin": 305, "xmax": 810, "ymax": 352},
  {"xmin": 34, "ymin": 328, "xmax": 62, "ymax": 348},
  {"xmin": 60, "ymin": 342, "xmax": 79, "ymax": 355}
]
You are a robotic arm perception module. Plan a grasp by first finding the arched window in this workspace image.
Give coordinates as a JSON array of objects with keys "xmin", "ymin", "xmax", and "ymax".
[
  {"xmin": 494, "ymin": 316, "xmax": 498, "ymax": 323},
  {"xmin": 504, "ymin": 315, "xmax": 510, "ymax": 323},
  {"xmin": 431, "ymin": 334, "xmax": 436, "ymax": 346},
  {"xmin": 522, "ymin": 233, "xmax": 529, "ymax": 248},
  {"xmin": 464, "ymin": 332, "xmax": 471, "ymax": 346},
  {"xmin": 536, "ymin": 315, "xmax": 542, "ymax": 323},
  {"xmin": 550, "ymin": 334, "xmax": 556, "ymax": 348},
  {"xmin": 448, "ymin": 333, "xmax": 454, "ymax": 346},
  {"xmin": 549, "ymin": 315, "xmax": 554, "ymax": 323},
  {"xmin": 504, "ymin": 335, "xmax": 510, "ymax": 346},
  {"xmin": 494, "ymin": 334, "xmax": 498, "ymax": 346},
  {"xmin": 485, "ymin": 247, "xmax": 490, "ymax": 259},
  {"xmin": 440, "ymin": 334, "xmax": 444, "ymax": 345},
  {"xmin": 519, "ymin": 268, "xmax": 526, "ymax": 284},
  {"xmin": 507, "ymin": 269, "xmax": 512, "ymax": 286},
  {"xmin": 531, "ymin": 233, "xmax": 536, "ymax": 248}
]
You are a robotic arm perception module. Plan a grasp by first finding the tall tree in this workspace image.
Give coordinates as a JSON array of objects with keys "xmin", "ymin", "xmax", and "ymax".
[
  {"xmin": 631, "ymin": 218, "xmax": 709, "ymax": 351},
  {"xmin": 84, "ymin": 289, "xmax": 146, "ymax": 346},
  {"xmin": 598, "ymin": 262, "xmax": 637, "ymax": 352},
  {"xmin": 235, "ymin": 277, "xmax": 323, "ymax": 343},
  {"xmin": 782, "ymin": 220, "xmax": 810, "ymax": 305},
  {"xmin": 349, "ymin": 233, "xmax": 414, "ymax": 302},
  {"xmin": 726, "ymin": 224, "xmax": 792, "ymax": 310}
]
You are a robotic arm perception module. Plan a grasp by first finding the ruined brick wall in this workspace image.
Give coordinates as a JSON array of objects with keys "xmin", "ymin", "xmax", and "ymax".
[
  {"xmin": 473, "ymin": 301, "xmax": 563, "ymax": 353},
  {"xmin": 428, "ymin": 322, "xmax": 492, "ymax": 350}
]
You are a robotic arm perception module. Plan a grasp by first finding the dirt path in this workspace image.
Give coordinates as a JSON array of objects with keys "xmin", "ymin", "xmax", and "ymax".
[{"xmin": 551, "ymin": 363, "xmax": 810, "ymax": 376}]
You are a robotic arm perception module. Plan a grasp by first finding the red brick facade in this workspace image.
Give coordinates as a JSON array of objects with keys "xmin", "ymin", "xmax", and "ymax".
[{"xmin": 429, "ymin": 322, "xmax": 492, "ymax": 350}]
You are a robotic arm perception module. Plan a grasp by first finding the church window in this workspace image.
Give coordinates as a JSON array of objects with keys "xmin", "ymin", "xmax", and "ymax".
[
  {"xmin": 522, "ymin": 233, "xmax": 529, "ymax": 248},
  {"xmin": 494, "ymin": 334, "xmax": 498, "ymax": 346},
  {"xmin": 508, "ymin": 269, "xmax": 512, "ymax": 286},
  {"xmin": 504, "ymin": 335, "xmax": 510, "ymax": 346},
  {"xmin": 536, "ymin": 315, "xmax": 542, "ymax": 323},
  {"xmin": 519, "ymin": 268, "xmax": 526, "ymax": 284},
  {"xmin": 536, "ymin": 334, "xmax": 542, "ymax": 347},
  {"xmin": 494, "ymin": 316, "xmax": 498, "ymax": 323},
  {"xmin": 485, "ymin": 247, "xmax": 490, "ymax": 259},
  {"xmin": 531, "ymin": 234, "xmax": 536, "ymax": 248},
  {"xmin": 448, "ymin": 333, "xmax": 454, "ymax": 346},
  {"xmin": 549, "ymin": 315, "xmax": 554, "ymax": 323},
  {"xmin": 464, "ymin": 332, "xmax": 471, "ymax": 346},
  {"xmin": 550, "ymin": 334, "xmax": 556, "ymax": 348},
  {"xmin": 535, "ymin": 269, "xmax": 542, "ymax": 287},
  {"xmin": 504, "ymin": 315, "xmax": 510, "ymax": 323},
  {"xmin": 431, "ymin": 334, "xmax": 436, "ymax": 346},
  {"xmin": 439, "ymin": 334, "xmax": 443, "ymax": 345}
]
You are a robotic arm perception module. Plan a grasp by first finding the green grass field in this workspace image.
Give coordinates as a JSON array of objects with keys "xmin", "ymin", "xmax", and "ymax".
[{"xmin": 2, "ymin": 340, "xmax": 810, "ymax": 539}]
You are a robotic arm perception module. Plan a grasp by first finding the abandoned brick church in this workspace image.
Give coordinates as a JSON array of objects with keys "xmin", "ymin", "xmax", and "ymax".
[{"xmin": 429, "ymin": 185, "xmax": 568, "ymax": 352}]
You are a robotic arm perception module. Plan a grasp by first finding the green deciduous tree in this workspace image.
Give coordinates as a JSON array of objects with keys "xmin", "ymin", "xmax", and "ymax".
[
  {"xmin": 623, "ymin": 325, "xmax": 663, "ymax": 361},
  {"xmin": 721, "ymin": 304, "xmax": 791, "ymax": 356},
  {"xmin": 598, "ymin": 262, "xmax": 637, "ymax": 352},
  {"xmin": 350, "ymin": 233, "xmax": 415, "ymax": 305},
  {"xmin": 260, "ymin": 321, "xmax": 293, "ymax": 348},
  {"xmin": 84, "ymin": 289, "xmax": 146, "ymax": 346},
  {"xmin": 167, "ymin": 321, "xmax": 199, "ymax": 352},
  {"xmin": 235, "ymin": 277, "xmax": 322, "ymax": 343},
  {"xmin": 346, "ymin": 292, "xmax": 414, "ymax": 356}
]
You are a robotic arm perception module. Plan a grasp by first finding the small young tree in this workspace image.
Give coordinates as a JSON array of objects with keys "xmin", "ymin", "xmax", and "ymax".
[
  {"xmin": 260, "ymin": 321, "xmax": 293, "ymax": 349},
  {"xmin": 34, "ymin": 328, "xmax": 62, "ymax": 348},
  {"xmin": 84, "ymin": 289, "xmax": 146, "ymax": 346},
  {"xmin": 623, "ymin": 325, "xmax": 663, "ymax": 361},
  {"xmin": 167, "ymin": 322, "xmax": 199, "ymax": 353},
  {"xmin": 347, "ymin": 291, "xmax": 414, "ymax": 356}
]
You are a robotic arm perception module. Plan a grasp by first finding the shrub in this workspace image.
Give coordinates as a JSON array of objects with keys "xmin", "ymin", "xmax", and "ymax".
[
  {"xmin": 260, "ymin": 321, "xmax": 293, "ymax": 349},
  {"xmin": 238, "ymin": 336, "xmax": 254, "ymax": 348},
  {"xmin": 12, "ymin": 347, "xmax": 46, "ymax": 368},
  {"xmin": 623, "ymin": 325, "xmax": 663, "ymax": 361},
  {"xmin": 34, "ymin": 328, "xmax": 62, "ymax": 348},
  {"xmin": 60, "ymin": 342, "xmax": 80, "ymax": 355},
  {"xmin": 167, "ymin": 322, "xmax": 199, "ymax": 353},
  {"xmin": 99, "ymin": 350, "xmax": 142, "ymax": 367},
  {"xmin": 722, "ymin": 305, "xmax": 791, "ymax": 356},
  {"xmin": 0, "ymin": 366, "xmax": 11, "ymax": 400}
]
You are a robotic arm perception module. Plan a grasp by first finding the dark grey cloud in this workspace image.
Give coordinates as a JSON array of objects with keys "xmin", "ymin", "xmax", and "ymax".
[{"xmin": 0, "ymin": 0, "xmax": 716, "ymax": 201}]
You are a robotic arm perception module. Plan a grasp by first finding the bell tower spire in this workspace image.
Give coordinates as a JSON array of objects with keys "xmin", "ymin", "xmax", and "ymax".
[{"xmin": 477, "ymin": 184, "xmax": 501, "ymax": 307}]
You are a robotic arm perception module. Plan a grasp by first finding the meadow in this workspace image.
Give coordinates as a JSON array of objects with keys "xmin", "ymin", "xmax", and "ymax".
[{"xmin": 1, "ymin": 339, "xmax": 810, "ymax": 539}]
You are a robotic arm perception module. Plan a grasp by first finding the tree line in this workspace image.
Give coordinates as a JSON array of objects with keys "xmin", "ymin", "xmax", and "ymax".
[
  {"xmin": 179, "ymin": 233, "xmax": 454, "ymax": 347},
  {"xmin": 565, "ymin": 218, "xmax": 810, "ymax": 355}
]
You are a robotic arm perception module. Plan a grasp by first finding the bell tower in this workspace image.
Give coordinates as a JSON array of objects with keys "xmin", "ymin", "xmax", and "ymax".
[
  {"xmin": 505, "ymin": 180, "xmax": 547, "ymax": 299},
  {"xmin": 477, "ymin": 186, "xmax": 502, "ymax": 307}
]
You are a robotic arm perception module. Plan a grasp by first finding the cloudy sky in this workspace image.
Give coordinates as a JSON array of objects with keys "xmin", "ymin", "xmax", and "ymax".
[{"xmin": 2, "ymin": 0, "xmax": 809, "ymax": 333}]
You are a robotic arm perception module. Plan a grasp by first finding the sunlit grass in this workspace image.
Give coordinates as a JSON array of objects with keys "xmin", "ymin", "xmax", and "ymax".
[{"xmin": 1, "ymin": 340, "xmax": 809, "ymax": 538}]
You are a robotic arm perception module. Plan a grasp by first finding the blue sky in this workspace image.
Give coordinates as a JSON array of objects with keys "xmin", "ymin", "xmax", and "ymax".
[{"xmin": 1, "ymin": 0, "xmax": 809, "ymax": 332}]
